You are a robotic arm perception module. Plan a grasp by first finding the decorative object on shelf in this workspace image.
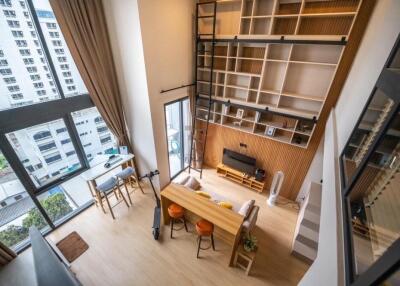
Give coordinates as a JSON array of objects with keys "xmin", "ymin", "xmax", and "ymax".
[
  {"xmin": 267, "ymin": 171, "xmax": 284, "ymax": 207},
  {"xmin": 265, "ymin": 126, "xmax": 276, "ymax": 137},
  {"xmin": 282, "ymin": 120, "xmax": 288, "ymax": 129},
  {"xmin": 294, "ymin": 135, "xmax": 302, "ymax": 145},
  {"xmin": 233, "ymin": 120, "xmax": 243, "ymax": 127},
  {"xmin": 236, "ymin": 108, "xmax": 244, "ymax": 119},
  {"xmin": 243, "ymin": 233, "xmax": 258, "ymax": 253},
  {"xmin": 255, "ymin": 168, "xmax": 265, "ymax": 182},
  {"xmin": 223, "ymin": 104, "xmax": 230, "ymax": 115},
  {"xmin": 255, "ymin": 111, "xmax": 261, "ymax": 123}
]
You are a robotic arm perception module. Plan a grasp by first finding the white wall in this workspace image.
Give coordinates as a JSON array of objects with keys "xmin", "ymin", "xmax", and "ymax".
[
  {"xmin": 136, "ymin": 0, "xmax": 195, "ymax": 188},
  {"xmin": 299, "ymin": 1, "xmax": 400, "ymax": 285},
  {"xmin": 102, "ymin": 0, "xmax": 159, "ymax": 183},
  {"xmin": 300, "ymin": 110, "xmax": 342, "ymax": 286},
  {"xmin": 296, "ymin": 136, "xmax": 324, "ymax": 204}
]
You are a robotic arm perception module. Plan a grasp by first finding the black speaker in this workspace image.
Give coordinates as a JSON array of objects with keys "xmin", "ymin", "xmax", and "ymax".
[{"xmin": 255, "ymin": 168, "xmax": 265, "ymax": 182}]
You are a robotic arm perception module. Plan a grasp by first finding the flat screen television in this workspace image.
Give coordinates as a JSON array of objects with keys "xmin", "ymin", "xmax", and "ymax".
[{"xmin": 222, "ymin": 148, "xmax": 256, "ymax": 175}]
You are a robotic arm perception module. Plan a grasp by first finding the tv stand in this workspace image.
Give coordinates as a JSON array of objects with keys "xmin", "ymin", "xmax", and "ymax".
[{"xmin": 216, "ymin": 164, "xmax": 265, "ymax": 193}]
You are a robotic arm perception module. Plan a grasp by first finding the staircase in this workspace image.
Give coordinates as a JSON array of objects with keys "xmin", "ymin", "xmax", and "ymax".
[
  {"xmin": 189, "ymin": 1, "xmax": 217, "ymax": 178},
  {"xmin": 353, "ymin": 100, "xmax": 394, "ymax": 167}
]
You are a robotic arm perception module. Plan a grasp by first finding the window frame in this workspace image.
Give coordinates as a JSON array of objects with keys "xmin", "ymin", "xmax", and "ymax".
[
  {"xmin": 0, "ymin": 0, "xmax": 102, "ymax": 251},
  {"xmin": 340, "ymin": 34, "xmax": 400, "ymax": 286}
]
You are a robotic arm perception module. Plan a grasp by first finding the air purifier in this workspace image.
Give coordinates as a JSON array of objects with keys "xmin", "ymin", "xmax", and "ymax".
[{"xmin": 267, "ymin": 171, "xmax": 284, "ymax": 206}]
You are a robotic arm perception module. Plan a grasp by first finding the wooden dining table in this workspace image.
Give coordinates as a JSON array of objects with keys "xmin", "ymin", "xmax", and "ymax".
[
  {"xmin": 80, "ymin": 154, "xmax": 141, "ymax": 212},
  {"xmin": 161, "ymin": 183, "xmax": 244, "ymax": 266}
]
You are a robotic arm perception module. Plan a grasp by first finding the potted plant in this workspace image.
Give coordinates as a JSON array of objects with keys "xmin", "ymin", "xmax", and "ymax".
[{"xmin": 243, "ymin": 233, "xmax": 258, "ymax": 253}]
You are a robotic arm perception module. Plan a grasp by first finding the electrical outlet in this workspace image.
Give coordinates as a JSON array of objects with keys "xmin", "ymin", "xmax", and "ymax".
[{"xmin": 239, "ymin": 143, "xmax": 247, "ymax": 148}]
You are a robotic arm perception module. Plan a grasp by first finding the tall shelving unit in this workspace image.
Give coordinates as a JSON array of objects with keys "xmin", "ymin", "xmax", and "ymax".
[{"xmin": 194, "ymin": 0, "xmax": 362, "ymax": 149}]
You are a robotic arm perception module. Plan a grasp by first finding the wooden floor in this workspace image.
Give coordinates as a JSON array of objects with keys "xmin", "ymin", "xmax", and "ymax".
[{"xmin": 37, "ymin": 167, "xmax": 308, "ymax": 285}]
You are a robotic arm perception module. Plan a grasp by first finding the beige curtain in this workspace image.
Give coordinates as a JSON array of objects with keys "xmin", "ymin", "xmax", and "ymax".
[
  {"xmin": 49, "ymin": 0, "xmax": 132, "ymax": 151},
  {"xmin": 0, "ymin": 241, "xmax": 16, "ymax": 267}
]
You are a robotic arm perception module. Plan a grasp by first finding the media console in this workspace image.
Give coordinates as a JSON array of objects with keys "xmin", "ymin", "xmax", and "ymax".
[{"xmin": 216, "ymin": 163, "xmax": 265, "ymax": 193}]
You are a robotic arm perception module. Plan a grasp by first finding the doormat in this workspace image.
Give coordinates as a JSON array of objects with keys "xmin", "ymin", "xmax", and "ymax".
[{"xmin": 56, "ymin": 231, "xmax": 89, "ymax": 263}]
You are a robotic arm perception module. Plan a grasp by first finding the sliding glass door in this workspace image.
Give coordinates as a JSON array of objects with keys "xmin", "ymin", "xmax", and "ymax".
[{"xmin": 165, "ymin": 98, "xmax": 191, "ymax": 179}]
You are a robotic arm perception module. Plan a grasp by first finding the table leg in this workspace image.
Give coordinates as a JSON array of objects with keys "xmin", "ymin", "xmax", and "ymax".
[
  {"xmin": 129, "ymin": 158, "xmax": 144, "ymax": 194},
  {"xmin": 160, "ymin": 195, "xmax": 171, "ymax": 225}
]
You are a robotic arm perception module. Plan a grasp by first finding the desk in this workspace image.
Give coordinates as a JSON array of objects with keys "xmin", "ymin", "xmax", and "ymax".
[
  {"xmin": 161, "ymin": 183, "xmax": 244, "ymax": 266},
  {"xmin": 81, "ymin": 154, "xmax": 139, "ymax": 212}
]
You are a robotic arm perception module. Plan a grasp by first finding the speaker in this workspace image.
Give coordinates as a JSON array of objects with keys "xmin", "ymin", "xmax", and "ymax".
[{"xmin": 255, "ymin": 168, "xmax": 265, "ymax": 182}]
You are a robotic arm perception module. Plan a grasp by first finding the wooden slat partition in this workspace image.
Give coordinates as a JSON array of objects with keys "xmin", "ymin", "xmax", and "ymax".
[{"xmin": 201, "ymin": 0, "xmax": 377, "ymax": 200}]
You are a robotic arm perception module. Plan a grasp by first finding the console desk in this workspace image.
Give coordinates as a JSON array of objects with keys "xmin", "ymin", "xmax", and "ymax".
[{"xmin": 161, "ymin": 183, "xmax": 244, "ymax": 266}]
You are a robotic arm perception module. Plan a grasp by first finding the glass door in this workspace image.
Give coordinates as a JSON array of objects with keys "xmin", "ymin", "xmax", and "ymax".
[{"xmin": 165, "ymin": 98, "xmax": 191, "ymax": 179}]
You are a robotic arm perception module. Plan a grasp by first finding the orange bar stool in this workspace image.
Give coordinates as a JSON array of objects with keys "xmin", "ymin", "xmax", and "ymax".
[
  {"xmin": 195, "ymin": 219, "xmax": 215, "ymax": 258},
  {"xmin": 167, "ymin": 203, "xmax": 188, "ymax": 238}
]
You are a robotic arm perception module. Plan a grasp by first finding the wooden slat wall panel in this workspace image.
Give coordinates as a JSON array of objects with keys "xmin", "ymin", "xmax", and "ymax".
[
  {"xmin": 303, "ymin": 0, "xmax": 360, "ymax": 14},
  {"xmin": 201, "ymin": 0, "xmax": 376, "ymax": 201},
  {"xmin": 298, "ymin": 16, "xmax": 354, "ymax": 35}
]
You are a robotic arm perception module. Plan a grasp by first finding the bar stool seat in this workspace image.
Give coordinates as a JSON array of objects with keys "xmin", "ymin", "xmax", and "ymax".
[
  {"xmin": 168, "ymin": 203, "xmax": 188, "ymax": 238},
  {"xmin": 115, "ymin": 167, "xmax": 144, "ymax": 206},
  {"xmin": 196, "ymin": 219, "xmax": 215, "ymax": 258},
  {"xmin": 96, "ymin": 177, "xmax": 129, "ymax": 219}
]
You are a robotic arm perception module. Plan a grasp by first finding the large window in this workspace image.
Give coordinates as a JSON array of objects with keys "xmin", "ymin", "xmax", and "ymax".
[
  {"xmin": 340, "ymin": 35, "xmax": 400, "ymax": 286},
  {"xmin": 0, "ymin": 0, "xmax": 115, "ymax": 251}
]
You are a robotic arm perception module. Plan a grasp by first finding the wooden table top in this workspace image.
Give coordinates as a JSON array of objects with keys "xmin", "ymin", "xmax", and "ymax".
[{"xmin": 161, "ymin": 183, "xmax": 244, "ymax": 235}]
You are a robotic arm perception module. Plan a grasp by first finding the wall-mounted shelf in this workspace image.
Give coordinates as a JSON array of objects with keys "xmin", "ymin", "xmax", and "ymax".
[{"xmin": 195, "ymin": 0, "xmax": 363, "ymax": 149}]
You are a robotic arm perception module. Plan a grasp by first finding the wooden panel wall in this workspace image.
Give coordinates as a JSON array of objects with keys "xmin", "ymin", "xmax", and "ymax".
[{"xmin": 201, "ymin": 0, "xmax": 377, "ymax": 201}]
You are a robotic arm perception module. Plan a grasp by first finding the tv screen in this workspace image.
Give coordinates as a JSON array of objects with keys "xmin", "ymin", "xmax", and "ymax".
[{"xmin": 222, "ymin": 148, "xmax": 256, "ymax": 175}]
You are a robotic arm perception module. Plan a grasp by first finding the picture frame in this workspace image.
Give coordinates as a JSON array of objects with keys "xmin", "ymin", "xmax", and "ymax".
[
  {"xmin": 265, "ymin": 126, "xmax": 276, "ymax": 137},
  {"xmin": 236, "ymin": 108, "xmax": 244, "ymax": 119}
]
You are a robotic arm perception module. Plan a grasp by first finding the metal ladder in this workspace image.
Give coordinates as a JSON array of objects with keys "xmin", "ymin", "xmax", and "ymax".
[{"xmin": 188, "ymin": 1, "xmax": 217, "ymax": 178}]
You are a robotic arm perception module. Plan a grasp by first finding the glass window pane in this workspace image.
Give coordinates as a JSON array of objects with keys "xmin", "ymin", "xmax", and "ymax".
[
  {"xmin": 349, "ymin": 110, "xmax": 400, "ymax": 276},
  {"xmin": 182, "ymin": 99, "xmax": 191, "ymax": 168},
  {"xmin": 342, "ymin": 89, "xmax": 395, "ymax": 186},
  {"xmin": 166, "ymin": 101, "xmax": 183, "ymax": 177},
  {"xmin": 71, "ymin": 107, "xmax": 118, "ymax": 167},
  {"xmin": 0, "ymin": 150, "xmax": 49, "ymax": 251},
  {"xmin": 6, "ymin": 119, "xmax": 82, "ymax": 188},
  {"xmin": 32, "ymin": 0, "xmax": 88, "ymax": 97},
  {"xmin": 0, "ymin": 0, "xmax": 62, "ymax": 111}
]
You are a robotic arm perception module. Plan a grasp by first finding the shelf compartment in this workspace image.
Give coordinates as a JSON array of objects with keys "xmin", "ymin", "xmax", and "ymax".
[
  {"xmin": 240, "ymin": 18, "xmax": 251, "ymax": 35},
  {"xmin": 225, "ymin": 86, "xmax": 248, "ymax": 102},
  {"xmin": 298, "ymin": 15, "xmax": 354, "ymax": 35},
  {"xmin": 250, "ymin": 77, "xmax": 260, "ymax": 90},
  {"xmin": 272, "ymin": 17, "xmax": 298, "ymax": 35},
  {"xmin": 259, "ymin": 113, "xmax": 297, "ymax": 131},
  {"xmin": 242, "ymin": 0, "xmax": 254, "ymax": 17},
  {"xmin": 196, "ymin": 108, "xmax": 210, "ymax": 121},
  {"xmin": 229, "ymin": 43, "xmax": 238, "ymax": 57},
  {"xmin": 217, "ymin": 73, "xmax": 226, "ymax": 85},
  {"xmin": 257, "ymin": 92, "xmax": 279, "ymax": 107},
  {"xmin": 267, "ymin": 44, "xmax": 291, "ymax": 61},
  {"xmin": 226, "ymin": 73, "xmax": 251, "ymax": 89},
  {"xmin": 290, "ymin": 44, "xmax": 343, "ymax": 65},
  {"xmin": 214, "ymin": 102, "xmax": 223, "ymax": 113},
  {"xmin": 236, "ymin": 59, "xmax": 263, "ymax": 74},
  {"xmin": 248, "ymin": 90, "xmax": 258, "ymax": 103},
  {"xmin": 214, "ymin": 57, "xmax": 227, "ymax": 70},
  {"xmin": 296, "ymin": 118, "xmax": 315, "ymax": 135},
  {"xmin": 223, "ymin": 116, "xmax": 255, "ymax": 133},
  {"xmin": 197, "ymin": 69, "xmax": 216, "ymax": 83},
  {"xmin": 261, "ymin": 61, "xmax": 287, "ymax": 92},
  {"xmin": 251, "ymin": 18, "xmax": 271, "ymax": 35},
  {"xmin": 303, "ymin": 0, "xmax": 360, "ymax": 14},
  {"xmin": 199, "ymin": 2, "xmax": 241, "ymax": 35},
  {"xmin": 265, "ymin": 129, "xmax": 293, "ymax": 144},
  {"xmin": 253, "ymin": 0, "xmax": 274, "ymax": 16},
  {"xmin": 283, "ymin": 62, "xmax": 335, "ymax": 99},
  {"xmin": 239, "ymin": 45, "xmax": 266, "ymax": 59},
  {"xmin": 212, "ymin": 113, "xmax": 222, "ymax": 124},
  {"xmin": 278, "ymin": 96, "xmax": 321, "ymax": 118},
  {"xmin": 276, "ymin": 0, "xmax": 302, "ymax": 15},
  {"xmin": 214, "ymin": 45, "xmax": 228, "ymax": 56},
  {"xmin": 291, "ymin": 133, "xmax": 310, "ymax": 148},
  {"xmin": 227, "ymin": 58, "xmax": 237, "ymax": 72},
  {"xmin": 197, "ymin": 82, "xmax": 215, "ymax": 94}
]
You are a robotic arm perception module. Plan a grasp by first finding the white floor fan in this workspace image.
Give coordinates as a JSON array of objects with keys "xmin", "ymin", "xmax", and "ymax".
[{"xmin": 267, "ymin": 171, "xmax": 284, "ymax": 206}]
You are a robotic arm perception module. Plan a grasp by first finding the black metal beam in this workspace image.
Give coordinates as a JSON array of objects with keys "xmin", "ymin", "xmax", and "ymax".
[
  {"xmin": 160, "ymin": 83, "xmax": 195, "ymax": 94},
  {"xmin": 198, "ymin": 36, "xmax": 348, "ymax": 46}
]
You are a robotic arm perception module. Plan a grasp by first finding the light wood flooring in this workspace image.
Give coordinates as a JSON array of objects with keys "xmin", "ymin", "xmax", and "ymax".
[{"xmin": 23, "ymin": 167, "xmax": 309, "ymax": 286}]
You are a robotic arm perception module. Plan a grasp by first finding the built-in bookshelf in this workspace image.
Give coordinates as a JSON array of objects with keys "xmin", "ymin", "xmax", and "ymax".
[
  {"xmin": 195, "ymin": 0, "xmax": 362, "ymax": 148},
  {"xmin": 198, "ymin": 0, "xmax": 361, "ymax": 40}
]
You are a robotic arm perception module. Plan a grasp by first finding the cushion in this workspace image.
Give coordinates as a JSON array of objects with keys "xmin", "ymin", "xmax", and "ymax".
[
  {"xmin": 218, "ymin": 201, "xmax": 233, "ymax": 210},
  {"xmin": 238, "ymin": 199, "xmax": 255, "ymax": 218},
  {"xmin": 176, "ymin": 175, "xmax": 190, "ymax": 185},
  {"xmin": 184, "ymin": 176, "xmax": 201, "ymax": 190},
  {"xmin": 195, "ymin": 191, "xmax": 211, "ymax": 199}
]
